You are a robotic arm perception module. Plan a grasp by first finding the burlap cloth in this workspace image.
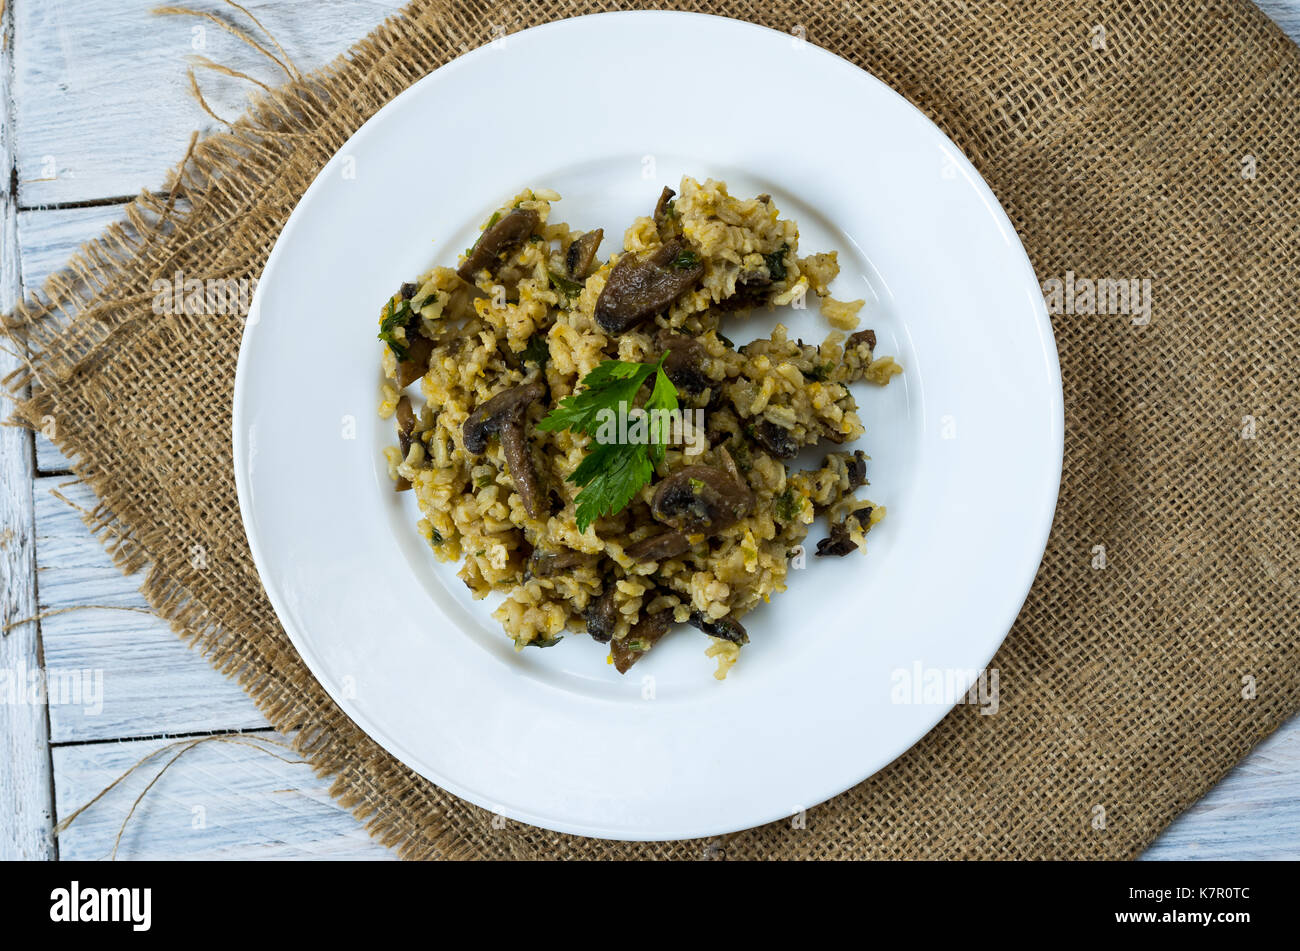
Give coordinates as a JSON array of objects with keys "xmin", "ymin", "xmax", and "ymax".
[{"xmin": 4, "ymin": 0, "xmax": 1298, "ymax": 859}]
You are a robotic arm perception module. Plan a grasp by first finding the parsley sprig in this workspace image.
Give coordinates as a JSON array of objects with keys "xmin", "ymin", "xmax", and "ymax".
[{"xmin": 538, "ymin": 356, "xmax": 679, "ymax": 532}]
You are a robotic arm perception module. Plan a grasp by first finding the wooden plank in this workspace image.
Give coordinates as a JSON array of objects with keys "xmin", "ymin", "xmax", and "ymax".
[
  {"xmin": 1257, "ymin": 0, "xmax": 1300, "ymax": 40},
  {"xmin": 17, "ymin": 203, "xmax": 131, "ymax": 472},
  {"xmin": 17, "ymin": 202, "xmax": 129, "ymax": 295},
  {"xmin": 0, "ymin": 0, "xmax": 56, "ymax": 860},
  {"xmin": 53, "ymin": 732, "xmax": 394, "ymax": 859},
  {"xmin": 10, "ymin": 0, "xmax": 1300, "ymax": 861},
  {"xmin": 13, "ymin": 0, "xmax": 404, "ymax": 206},
  {"xmin": 1141, "ymin": 723, "xmax": 1300, "ymax": 860},
  {"xmin": 11, "ymin": 0, "xmax": 1300, "ymax": 207},
  {"xmin": 35, "ymin": 478, "xmax": 269, "ymax": 742}
]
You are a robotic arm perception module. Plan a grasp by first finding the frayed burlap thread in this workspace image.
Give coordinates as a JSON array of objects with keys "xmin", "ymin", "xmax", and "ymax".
[{"xmin": 4, "ymin": 0, "xmax": 1298, "ymax": 859}]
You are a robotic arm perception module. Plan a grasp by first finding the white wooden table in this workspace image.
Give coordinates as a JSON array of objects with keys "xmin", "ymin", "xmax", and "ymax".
[{"xmin": 3, "ymin": 0, "xmax": 1299, "ymax": 861}]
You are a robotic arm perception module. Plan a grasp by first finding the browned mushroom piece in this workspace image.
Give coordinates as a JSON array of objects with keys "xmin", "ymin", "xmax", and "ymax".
[
  {"xmin": 848, "ymin": 328, "xmax": 877, "ymax": 353},
  {"xmin": 496, "ymin": 338, "xmax": 523, "ymax": 372},
  {"xmin": 749, "ymin": 418, "xmax": 799, "ymax": 459},
  {"xmin": 610, "ymin": 609, "xmax": 674, "ymax": 674},
  {"xmin": 650, "ymin": 466, "xmax": 754, "ymax": 535},
  {"xmin": 652, "ymin": 186, "xmax": 681, "ymax": 240},
  {"xmin": 815, "ymin": 504, "xmax": 873, "ymax": 557},
  {"xmin": 565, "ymin": 228, "xmax": 604, "ymax": 281},
  {"xmin": 585, "ymin": 585, "xmax": 619, "ymax": 643},
  {"xmin": 593, "ymin": 237, "xmax": 704, "ymax": 335},
  {"xmin": 819, "ymin": 424, "xmax": 850, "ymax": 446},
  {"xmin": 394, "ymin": 396, "xmax": 416, "ymax": 492},
  {"xmin": 653, "ymin": 186, "xmax": 675, "ymax": 223},
  {"xmin": 457, "ymin": 207, "xmax": 540, "ymax": 283},
  {"xmin": 845, "ymin": 449, "xmax": 868, "ymax": 489},
  {"xmin": 687, "ymin": 610, "xmax": 749, "ymax": 645},
  {"xmin": 624, "ymin": 530, "xmax": 693, "ymax": 563},
  {"xmin": 655, "ymin": 329, "xmax": 708, "ymax": 394},
  {"xmin": 397, "ymin": 334, "xmax": 435, "ymax": 387},
  {"xmin": 462, "ymin": 382, "xmax": 546, "ymax": 517},
  {"xmin": 716, "ymin": 277, "xmax": 771, "ymax": 312},
  {"xmin": 529, "ymin": 548, "xmax": 600, "ymax": 578}
]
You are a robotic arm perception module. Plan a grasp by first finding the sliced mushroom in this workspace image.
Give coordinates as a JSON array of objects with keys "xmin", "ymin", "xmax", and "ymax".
[
  {"xmin": 565, "ymin": 228, "xmax": 604, "ymax": 280},
  {"xmin": 652, "ymin": 186, "xmax": 680, "ymax": 240},
  {"xmin": 610, "ymin": 609, "xmax": 673, "ymax": 674},
  {"xmin": 529, "ymin": 548, "xmax": 599, "ymax": 578},
  {"xmin": 653, "ymin": 186, "xmax": 675, "ymax": 223},
  {"xmin": 585, "ymin": 586, "xmax": 619, "ymax": 643},
  {"xmin": 496, "ymin": 339, "xmax": 522, "ymax": 372},
  {"xmin": 845, "ymin": 449, "xmax": 868, "ymax": 489},
  {"xmin": 394, "ymin": 396, "xmax": 415, "ymax": 493},
  {"xmin": 815, "ymin": 505, "xmax": 873, "ymax": 557},
  {"xmin": 848, "ymin": 328, "xmax": 877, "ymax": 352},
  {"xmin": 819, "ymin": 424, "xmax": 849, "ymax": 446},
  {"xmin": 717, "ymin": 276, "xmax": 772, "ymax": 312},
  {"xmin": 815, "ymin": 522, "xmax": 857, "ymax": 557},
  {"xmin": 398, "ymin": 334, "xmax": 435, "ymax": 387},
  {"xmin": 749, "ymin": 419, "xmax": 799, "ymax": 459},
  {"xmin": 655, "ymin": 329, "xmax": 708, "ymax": 395},
  {"xmin": 650, "ymin": 465, "xmax": 754, "ymax": 534},
  {"xmin": 594, "ymin": 238, "xmax": 705, "ymax": 335},
  {"xmin": 462, "ymin": 382, "xmax": 546, "ymax": 517},
  {"xmin": 457, "ymin": 208, "xmax": 540, "ymax": 283},
  {"xmin": 624, "ymin": 530, "xmax": 692, "ymax": 563},
  {"xmin": 687, "ymin": 610, "xmax": 749, "ymax": 645}
]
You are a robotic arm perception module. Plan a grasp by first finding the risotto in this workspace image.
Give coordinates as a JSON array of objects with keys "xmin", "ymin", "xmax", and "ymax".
[{"xmin": 377, "ymin": 177, "xmax": 901, "ymax": 678}]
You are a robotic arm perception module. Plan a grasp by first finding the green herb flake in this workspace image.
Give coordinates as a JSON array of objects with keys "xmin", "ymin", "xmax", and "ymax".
[
  {"xmin": 515, "ymin": 634, "xmax": 563, "ymax": 650},
  {"xmin": 774, "ymin": 488, "xmax": 804, "ymax": 523},
  {"xmin": 730, "ymin": 439, "xmax": 753, "ymax": 473},
  {"xmin": 548, "ymin": 270, "xmax": 584, "ymax": 299},
  {"xmin": 475, "ymin": 474, "xmax": 495, "ymax": 488},
  {"xmin": 521, "ymin": 334, "xmax": 550, "ymax": 368},
  {"xmin": 802, "ymin": 362, "xmax": 834, "ymax": 382},
  {"xmin": 670, "ymin": 248, "xmax": 701, "ymax": 271},
  {"xmin": 378, "ymin": 298, "xmax": 415, "ymax": 360},
  {"xmin": 764, "ymin": 243, "xmax": 790, "ymax": 283}
]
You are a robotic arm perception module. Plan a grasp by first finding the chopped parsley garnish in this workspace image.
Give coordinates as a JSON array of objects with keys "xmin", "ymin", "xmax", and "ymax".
[
  {"xmin": 378, "ymin": 298, "xmax": 415, "ymax": 360},
  {"xmin": 802, "ymin": 361, "xmax": 834, "ymax": 382},
  {"xmin": 729, "ymin": 439, "xmax": 752, "ymax": 472},
  {"xmin": 515, "ymin": 634, "xmax": 563, "ymax": 649},
  {"xmin": 764, "ymin": 242, "xmax": 790, "ymax": 283},
  {"xmin": 774, "ymin": 487, "xmax": 804, "ymax": 523},
  {"xmin": 538, "ymin": 356, "xmax": 679, "ymax": 533},
  {"xmin": 547, "ymin": 270, "xmax": 584, "ymax": 299},
  {"xmin": 521, "ymin": 333, "xmax": 550, "ymax": 368},
  {"xmin": 670, "ymin": 248, "xmax": 700, "ymax": 270}
]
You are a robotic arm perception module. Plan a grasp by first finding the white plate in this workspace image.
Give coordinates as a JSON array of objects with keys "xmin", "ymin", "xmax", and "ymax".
[{"xmin": 233, "ymin": 11, "xmax": 1062, "ymax": 840}]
